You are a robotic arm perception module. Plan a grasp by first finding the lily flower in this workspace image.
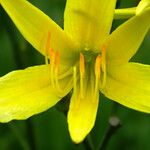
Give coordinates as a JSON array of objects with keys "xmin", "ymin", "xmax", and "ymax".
[{"xmin": 0, "ymin": 0, "xmax": 150, "ymax": 143}]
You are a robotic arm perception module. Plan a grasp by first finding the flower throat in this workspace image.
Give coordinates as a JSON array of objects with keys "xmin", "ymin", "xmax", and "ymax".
[{"xmin": 45, "ymin": 32, "xmax": 107, "ymax": 97}]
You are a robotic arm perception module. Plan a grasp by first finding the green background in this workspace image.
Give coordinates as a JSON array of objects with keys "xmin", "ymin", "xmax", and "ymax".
[{"xmin": 0, "ymin": 0, "xmax": 150, "ymax": 150}]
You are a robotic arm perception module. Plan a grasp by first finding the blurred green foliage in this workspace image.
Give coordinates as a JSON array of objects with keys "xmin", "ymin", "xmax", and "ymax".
[{"xmin": 0, "ymin": 0, "xmax": 150, "ymax": 150}]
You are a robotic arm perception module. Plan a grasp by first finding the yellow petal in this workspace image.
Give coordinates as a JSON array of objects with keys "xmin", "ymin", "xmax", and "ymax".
[
  {"xmin": 64, "ymin": 0, "xmax": 117, "ymax": 51},
  {"xmin": 102, "ymin": 63, "xmax": 150, "ymax": 113},
  {"xmin": 68, "ymin": 74, "xmax": 99, "ymax": 143},
  {"xmin": 1, "ymin": 0, "xmax": 78, "ymax": 66},
  {"xmin": 0, "ymin": 65, "xmax": 72, "ymax": 122},
  {"xmin": 106, "ymin": 8, "xmax": 150, "ymax": 65}
]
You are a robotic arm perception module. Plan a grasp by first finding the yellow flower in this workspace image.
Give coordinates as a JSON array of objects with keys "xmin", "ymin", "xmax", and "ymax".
[{"xmin": 0, "ymin": 0, "xmax": 150, "ymax": 143}]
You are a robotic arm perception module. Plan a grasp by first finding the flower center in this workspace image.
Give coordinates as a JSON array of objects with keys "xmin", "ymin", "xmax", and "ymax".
[
  {"xmin": 45, "ymin": 32, "xmax": 107, "ymax": 97},
  {"xmin": 75, "ymin": 46, "xmax": 106, "ymax": 98}
]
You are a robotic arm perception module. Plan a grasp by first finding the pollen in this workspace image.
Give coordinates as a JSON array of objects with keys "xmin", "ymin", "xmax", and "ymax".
[
  {"xmin": 54, "ymin": 51, "xmax": 61, "ymax": 90},
  {"xmin": 79, "ymin": 53, "xmax": 85, "ymax": 77},
  {"xmin": 55, "ymin": 51, "xmax": 60, "ymax": 69},
  {"xmin": 101, "ymin": 44, "xmax": 106, "ymax": 59},
  {"xmin": 94, "ymin": 54, "xmax": 102, "ymax": 95},
  {"xmin": 101, "ymin": 44, "xmax": 107, "ymax": 88},
  {"xmin": 79, "ymin": 53, "xmax": 85, "ymax": 98},
  {"xmin": 95, "ymin": 54, "xmax": 101, "ymax": 79},
  {"xmin": 50, "ymin": 48, "xmax": 55, "ymax": 66}
]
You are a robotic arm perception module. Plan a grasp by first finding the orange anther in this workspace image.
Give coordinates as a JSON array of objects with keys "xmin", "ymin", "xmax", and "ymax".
[
  {"xmin": 55, "ymin": 51, "xmax": 60, "ymax": 67},
  {"xmin": 95, "ymin": 54, "xmax": 101, "ymax": 79},
  {"xmin": 49, "ymin": 48, "xmax": 54, "ymax": 57},
  {"xmin": 102, "ymin": 44, "xmax": 106, "ymax": 52},
  {"xmin": 101, "ymin": 44, "xmax": 106, "ymax": 59},
  {"xmin": 79, "ymin": 53, "xmax": 85, "ymax": 77},
  {"xmin": 50, "ymin": 48, "xmax": 55, "ymax": 66}
]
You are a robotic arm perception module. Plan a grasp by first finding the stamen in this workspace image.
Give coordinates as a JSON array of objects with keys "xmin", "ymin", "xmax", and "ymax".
[
  {"xmin": 101, "ymin": 45, "xmax": 107, "ymax": 88},
  {"xmin": 54, "ymin": 51, "xmax": 64, "ymax": 95},
  {"xmin": 95, "ymin": 54, "xmax": 101, "ymax": 79},
  {"xmin": 79, "ymin": 53, "xmax": 85, "ymax": 98},
  {"xmin": 44, "ymin": 32, "xmax": 67, "ymax": 97},
  {"xmin": 79, "ymin": 53, "xmax": 85, "ymax": 77},
  {"xmin": 49, "ymin": 47, "xmax": 54, "ymax": 58},
  {"xmin": 94, "ymin": 54, "xmax": 102, "ymax": 95},
  {"xmin": 55, "ymin": 51, "xmax": 60, "ymax": 67},
  {"xmin": 50, "ymin": 49, "xmax": 55, "ymax": 88}
]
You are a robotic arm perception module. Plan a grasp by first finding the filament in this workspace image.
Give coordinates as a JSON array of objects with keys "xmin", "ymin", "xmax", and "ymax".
[
  {"xmin": 54, "ymin": 51, "xmax": 64, "ymax": 95},
  {"xmin": 45, "ymin": 32, "xmax": 66, "ymax": 96}
]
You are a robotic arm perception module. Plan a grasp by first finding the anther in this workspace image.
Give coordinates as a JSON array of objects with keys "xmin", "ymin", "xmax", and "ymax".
[
  {"xmin": 95, "ymin": 54, "xmax": 101, "ymax": 79},
  {"xmin": 49, "ymin": 49, "xmax": 56, "ymax": 89},
  {"xmin": 101, "ymin": 44, "xmax": 107, "ymax": 88},
  {"xmin": 54, "ymin": 51, "xmax": 61, "ymax": 91},
  {"xmin": 79, "ymin": 53, "xmax": 85, "ymax": 77},
  {"xmin": 50, "ymin": 48, "xmax": 55, "ymax": 66},
  {"xmin": 55, "ymin": 51, "xmax": 60, "ymax": 67},
  {"xmin": 53, "ymin": 51, "xmax": 65, "ymax": 96},
  {"xmin": 94, "ymin": 54, "xmax": 102, "ymax": 95},
  {"xmin": 50, "ymin": 49, "xmax": 56, "ymax": 85},
  {"xmin": 79, "ymin": 53, "xmax": 85, "ymax": 98},
  {"xmin": 45, "ymin": 32, "xmax": 65, "ymax": 96},
  {"xmin": 101, "ymin": 44, "xmax": 106, "ymax": 59}
]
